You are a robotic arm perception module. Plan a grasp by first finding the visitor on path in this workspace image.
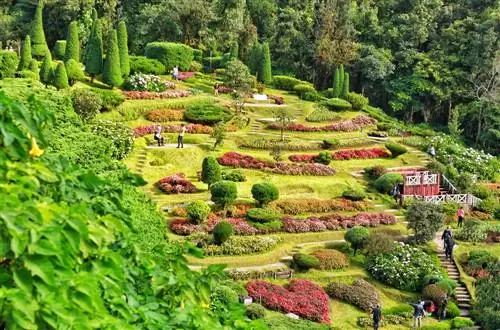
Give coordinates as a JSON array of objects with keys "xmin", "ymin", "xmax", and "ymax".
[
  {"xmin": 214, "ymin": 83, "xmax": 219, "ymax": 96},
  {"xmin": 153, "ymin": 125, "xmax": 164, "ymax": 147},
  {"xmin": 428, "ymin": 145, "xmax": 436, "ymax": 158},
  {"xmin": 439, "ymin": 295, "xmax": 448, "ymax": 321},
  {"xmin": 177, "ymin": 124, "xmax": 187, "ymax": 148},
  {"xmin": 442, "ymin": 226, "xmax": 452, "ymax": 251},
  {"xmin": 409, "ymin": 300, "xmax": 425, "ymax": 329},
  {"xmin": 391, "ymin": 184, "xmax": 400, "ymax": 202},
  {"xmin": 424, "ymin": 300, "xmax": 435, "ymax": 317},
  {"xmin": 445, "ymin": 237, "xmax": 455, "ymax": 262},
  {"xmin": 372, "ymin": 305, "xmax": 381, "ymax": 330},
  {"xmin": 173, "ymin": 65, "xmax": 179, "ymax": 81},
  {"xmin": 457, "ymin": 206, "xmax": 465, "ymax": 228}
]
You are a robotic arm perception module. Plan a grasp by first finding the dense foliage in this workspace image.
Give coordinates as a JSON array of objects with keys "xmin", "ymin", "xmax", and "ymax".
[
  {"xmin": 326, "ymin": 279, "xmax": 380, "ymax": 312},
  {"xmin": 251, "ymin": 182, "xmax": 279, "ymax": 207},
  {"xmin": 406, "ymin": 201, "xmax": 445, "ymax": 243}
]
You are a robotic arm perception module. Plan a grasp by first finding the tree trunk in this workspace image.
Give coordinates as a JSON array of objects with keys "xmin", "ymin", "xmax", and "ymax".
[{"xmin": 475, "ymin": 108, "xmax": 483, "ymax": 147}]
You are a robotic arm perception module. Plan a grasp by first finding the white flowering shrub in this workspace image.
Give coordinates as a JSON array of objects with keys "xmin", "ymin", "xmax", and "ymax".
[
  {"xmin": 367, "ymin": 242, "xmax": 440, "ymax": 291},
  {"xmin": 124, "ymin": 73, "xmax": 175, "ymax": 92},
  {"xmin": 92, "ymin": 120, "xmax": 134, "ymax": 160}
]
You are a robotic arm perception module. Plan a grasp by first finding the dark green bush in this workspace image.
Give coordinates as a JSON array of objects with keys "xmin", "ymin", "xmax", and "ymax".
[
  {"xmin": 213, "ymin": 221, "xmax": 234, "ymax": 245},
  {"xmin": 303, "ymin": 91, "xmax": 325, "ymax": 102},
  {"xmin": 326, "ymin": 98, "xmax": 352, "ymax": 111},
  {"xmin": 346, "ymin": 92, "xmax": 369, "ymax": 110},
  {"xmin": 271, "ymin": 75, "xmax": 304, "ymax": 90},
  {"xmin": 293, "ymin": 83, "xmax": 316, "ymax": 98},
  {"xmin": 247, "ymin": 208, "xmax": 281, "ymax": 223},
  {"xmin": 436, "ymin": 279, "xmax": 457, "ymax": 295},
  {"xmin": 455, "ymin": 218, "xmax": 489, "ymax": 242},
  {"xmin": 245, "ymin": 303, "xmax": 266, "ymax": 320},
  {"xmin": 345, "ymin": 226, "xmax": 370, "ymax": 255},
  {"xmin": 91, "ymin": 120, "xmax": 134, "ymax": 160},
  {"xmin": 14, "ymin": 70, "xmax": 37, "ymax": 80},
  {"xmin": 316, "ymin": 151, "xmax": 332, "ymax": 165},
  {"xmin": 186, "ymin": 200, "xmax": 211, "ymax": 224},
  {"xmin": 322, "ymin": 139, "xmax": 340, "ymax": 149},
  {"xmin": 467, "ymin": 250, "xmax": 497, "ymax": 270},
  {"xmin": 184, "ymin": 104, "xmax": 233, "ymax": 125},
  {"xmin": 374, "ymin": 173, "xmax": 403, "ymax": 193},
  {"xmin": 91, "ymin": 88, "xmax": 125, "ymax": 111},
  {"xmin": 129, "ymin": 56, "xmax": 166, "ymax": 75},
  {"xmin": 342, "ymin": 188, "xmax": 366, "ymax": 201},
  {"xmin": 366, "ymin": 233, "xmax": 396, "ymax": 256},
  {"xmin": 201, "ymin": 156, "xmax": 222, "ymax": 188},
  {"xmin": 71, "ymin": 89, "xmax": 102, "ymax": 122},
  {"xmin": 211, "ymin": 285, "xmax": 239, "ymax": 314},
  {"xmin": 65, "ymin": 59, "xmax": 86, "ymax": 85},
  {"xmin": 421, "ymin": 274, "xmax": 444, "ymax": 287},
  {"xmin": 251, "ymin": 182, "xmax": 279, "ymax": 207},
  {"xmin": 144, "ymin": 42, "xmax": 194, "ymax": 71},
  {"xmin": 210, "ymin": 181, "xmax": 237, "ymax": 209},
  {"xmin": 364, "ymin": 165, "xmax": 387, "ymax": 180},
  {"xmin": 221, "ymin": 169, "xmax": 246, "ymax": 182},
  {"xmin": 473, "ymin": 186, "xmax": 493, "ymax": 200},
  {"xmin": 0, "ymin": 51, "xmax": 19, "ymax": 78},
  {"xmin": 251, "ymin": 220, "xmax": 282, "ymax": 233},
  {"xmin": 293, "ymin": 253, "xmax": 320, "ymax": 270},
  {"xmin": 451, "ymin": 317, "xmax": 475, "ymax": 329},
  {"xmin": 385, "ymin": 142, "xmax": 408, "ymax": 158}
]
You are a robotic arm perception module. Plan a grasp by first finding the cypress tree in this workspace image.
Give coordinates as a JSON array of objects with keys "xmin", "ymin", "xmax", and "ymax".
[
  {"xmin": 339, "ymin": 64, "xmax": 345, "ymax": 93},
  {"xmin": 341, "ymin": 72, "xmax": 350, "ymax": 99},
  {"xmin": 53, "ymin": 62, "xmax": 69, "ymax": 90},
  {"xmin": 117, "ymin": 20, "xmax": 130, "ymax": 77},
  {"xmin": 40, "ymin": 54, "xmax": 53, "ymax": 87},
  {"xmin": 102, "ymin": 29, "xmax": 123, "ymax": 87},
  {"xmin": 64, "ymin": 21, "xmax": 80, "ymax": 62},
  {"xmin": 333, "ymin": 67, "xmax": 341, "ymax": 98},
  {"xmin": 84, "ymin": 10, "xmax": 103, "ymax": 82},
  {"xmin": 259, "ymin": 42, "xmax": 272, "ymax": 84},
  {"xmin": 230, "ymin": 41, "xmax": 239, "ymax": 60},
  {"xmin": 201, "ymin": 156, "xmax": 222, "ymax": 188},
  {"xmin": 29, "ymin": 59, "xmax": 39, "ymax": 80},
  {"xmin": 53, "ymin": 40, "xmax": 66, "ymax": 60},
  {"xmin": 30, "ymin": 0, "xmax": 49, "ymax": 58},
  {"xmin": 18, "ymin": 35, "xmax": 32, "ymax": 70},
  {"xmin": 65, "ymin": 59, "xmax": 85, "ymax": 85},
  {"xmin": 248, "ymin": 40, "xmax": 261, "ymax": 77}
]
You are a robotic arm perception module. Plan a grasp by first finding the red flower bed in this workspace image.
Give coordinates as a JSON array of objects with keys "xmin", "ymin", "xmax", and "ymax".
[
  {"xmin": 217, "ymin": 152, "xmax": 335, "ymax": 176},
  {"xmin": 267, "ymin": 94, "xmax": 285, "ymax": 105},
  {"xmin": 216, "ymin": 86, "xmax": 234, "ymax": 94},
  {"xmin": 178, "ymin": 72, "xmax": 195, "ymax": 80},
  {"xmin": 169, "ymin": 219, "xmax": 201, "ymax": 235},
  {"xmin": 246, "ymin": 280, "xmax": 330, "ymax": 323},
  {"xmin": 271, "ymin": 198, "xmax": 368, "ymax": 215},
  {"xmin": 206, "ymin": 217, "xmax": 259, "ymax": 235},
  {"xmin": 123, "ymin": 90, "xmax": 191, "ymax": 100},
  {"xmin": 268, "ymin": 115, "xmax": 377, "ymax": 132},
  {"xmin": 289, "ymin": 148, "xmax": 390, "ymax": 163},
  {"xmin": 282, "ymin": 213, "xmax": 396, "ymax": 233},
  {"xmin": 133, "ymin": 123, "xmax": 213, "ymax": 137},
  {"xmin": 155, "ymin": 173, "xmax": 197, "ymax": 194}
]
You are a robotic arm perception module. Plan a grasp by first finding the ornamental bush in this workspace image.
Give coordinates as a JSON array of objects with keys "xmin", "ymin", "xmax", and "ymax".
[
  {"xmin": 145, "ymin": 42, "xmax": 194, "ymax": 71},
  {"xmin": 251, "ymin": 182, "xmax": 279, "ymax": 207},
  {"xmin": 18, "ymin": 35, "xmax": 32, "ymax": 71},
  {"xmin": 201, "ymin": 156, "xmax": 222, "ymax": 188},
  {"xmin": 213, "ymin": 221, "xmax": 234, "ymax": 245},
  {"xmin": 29, "ymin": 60, "xmax": 39, "ymax": 80},
  {"xmin": 322, "ymin": 138, "xmax": 340, "ymax": 149},
  {"xmin": 64, "ymin": 22, "xmax": 80, "ymax": 62},
  {"xmin": 456, "ymin": 219, "xmax": 489, "ymax": 242},
  {"xmin": 374, "ymin": 173, "xmax": 403, "ymax": 193},
  {"xmin": 124, "ymin": 73, "xmax": 174, "ymax": 92},
  {"xmin": 71, "ymin": 89, "xmax": 102, "ymax": 122},
  {"xmin": 264, "ymin": 314, "xmax": 330, "ymax": 330},
  {"xmin": 366, "ymin": 233, "xmax": 396, "ymax": 256},
  {"xmin": 304, "ymin": 91, "xmax": 325, "ymax": 102},
  {"xmin": 311, "ymin": 249, "xmax": 349, "ymax": 270},
  {"xmin": 65, "ymin": 59, "xmax": 85, "ymax": 86},
  {"xmin": 293, "ymin": 83, "xmax": 316, "ymax": 98},
  {"xmin": 326, "ymin": 279, "xmax": 380, "ymax": 312},
  {"xmin": 326, "ymin": 98, "xmax": 352, "ymax": 111},
  {"xmin": 0, "ymin": 51, "xmax": 19, "ymax": 78},
  {"xmin": 346, "ymin": 92, "xmax": 369, "ymax": 110},
  {"xmin": 117, "ymin": 21, "xmax": 130, "ymax": 77},
  {"xmin": 406, "ymin": 201, "xmax": 444, "ymax": 243},
  {"xmin": 447, "ymin": 301, "xmax": 461, "ymax": 318},
  {"xmin": 293, "ymin": 253, "xmax": 320, "ymax": 270},
  {"xmin": 245, "ymin": 303, "xmax": 265, "ymax": 320},
  {"xmin": 52, "ymin": 62, "xmax": 69, "ymax": 90},
  {"xmin": 184, "ymin": 105, "xmax": 233, "ymax": 125},
  {"xmin": 271, "ymin": 75, "xmax": 304, "ymax": 91},
  {"xmin": 129, "ymin": 56, "xmax": 165, "ymax": 75},
  {"xmin": 186, "ymin": 200, "xmax": 211, "ymax": 224},
  {"xmin": 385, "ymin": 142, "xmax": 408, "ymax": 158},
  {"xmin": 210, "ymin": 181, "xmax": 237, "ymax": 209},
  {"xmin": 316, "ymin": 151, "xmax": 332, "ymax": 165},
  {"xmin": 221, "ymin": 170, "xmax": 246, "ymax": 182},
  {"xmin": 247, "ymin": 208, "xmax": 281, "ymax": 223},
  {"xmin": 364, "ymin": 165, "xmax": 387, "ymax": 180},
  {"xmin": 451, "ymin": 317, "xmax": 475, "ymax": 329},
  {"xmin": 345, "ymin": 226, "xmax": 370, "ymax": 255},
  {"xmin": 194, "ymin": 234, "xmax": 281, "ymax": 255},
  {"xmin": 476, "ymin": 197, "xmax": 498, "ymax": 214},
  {"xmin": 91, "ymin": 88, "xmax": 125, "ymax": 111},
  {"xmin": 30, "ymin": 0, "xmax": 49, "ymax": 58},
  {"xmin": 102, "ymin": 30, "xmax": 122, "ymax": 87},
  {"xmin": 39, "ymin": 55, "xmax": 53, "ymax": 86},
  {"xmin": 342, "ymin": 188, "xmax": 366, "ymax": 201},
  {"xmin": 91, "ymin": 120, "xmax": 134, "ymax": 160},
  {"xmin": 53, "ymin": 40, "xmax": 66, "ymax": 60}
]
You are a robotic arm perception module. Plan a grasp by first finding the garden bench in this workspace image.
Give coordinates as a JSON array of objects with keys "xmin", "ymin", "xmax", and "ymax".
[{"xmin": 253, "ymin": 94, "xmax": 270, "ymax": 104}]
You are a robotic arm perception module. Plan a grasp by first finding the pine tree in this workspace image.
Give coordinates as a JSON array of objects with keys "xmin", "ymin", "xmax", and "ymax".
[
  {"xmin": 230, "ymin": 41, "xmax": 239, "ymax": 60},
  {"xmin": 53, "ymin": 62, "xmax": 69, "ymax": 90},
  {"xmin": 341, "ymin": 72, "xmax": 350, "ymax": 99},
  {"xmin": 248, "ymin": 40, "xmax": 261, "ymax": 77},
  {"xmin": 102, "ymin": 29, "xmax": 123, "ymax": 87},
  {"xmin": 29, "ymin": 59, "xmax": 39, "ymax": 80},
  {"xmin": 30, "ymin": 0, "xmax": 49, "ymax": 59},
  {"xmin": 64, "ymin": 21, "xmax": 80, "ymax": 62},
  {"xmin": 259, "ymin": 42, "xmax": 272, "ymax": 84},
  {"xmin": 333, "ymin": 67, "xmax": 341, "ymax": 98},
  {"xmin": 18, "ymin": 35, "xmax": 32, "ymax": 70},
  {"xmin": 339, "ymin": 64, "xmax": 345, "ymax": 93},
  {"xmin": 84, "ymin": 10, "xmax": 103, "ymax": 82},
  {"xmin": 117, "ymin": 20, "xmax": 130, "ymax": 77},
  {"xmin": 40, "ymin": 54, "xmax": 53, "ymax": 87}
]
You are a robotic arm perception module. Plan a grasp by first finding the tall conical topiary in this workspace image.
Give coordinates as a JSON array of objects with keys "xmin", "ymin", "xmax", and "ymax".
[
  {"xmin": 30, "ymin": 0, "xmax": 49, "ymax": 58},
  {"xmin": 18, "ymin": 35, "xmax": 32, "ymax": 70},
  {"xmin": 117, "ymin": 20, "xmax": 130, "ymax": 77},
  {"xmin": 230, "ymin": 41, "xmax": 239, "ymax": 60},
  {"xmin": 53, "ymin": 62, "xmax": 69, "ymax": 90},
  {"xmin": 40, "ymin": 54, "xmax": 53, "ymax": 87},
  {"xmin": 29, "ymin": 59, "xmax": 39, "ymax": 80},
  {"xmin": 84, "ymin": 9, "xmax": 103, "ymax": 82},
  {"xmin": 339, "ymin": 64, "xmax": 345, "ymax": 94},
  {"xmin": 64, "ymin": 21, "xmax": 80, "ymax": 62},
  {"xmin": 259, "ymin": 42, "xmax": 272, "ymax": 84},
  {"xmin": 333, "ymin": 67, "xmax": 341, "ymax": 98},
  {"xmin": 102, "ymin": 29, "xmax": 122, "ymax": 87},
  {"xmin": 248, "ymin": 40, "xmax": 261, "ymax": 77},
  {"xmin": 341, "ymin": 72, "xmax": 350, "ymax": 99}
]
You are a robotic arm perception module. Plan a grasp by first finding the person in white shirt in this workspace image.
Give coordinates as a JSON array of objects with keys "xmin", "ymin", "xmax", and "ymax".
[
  {"xmin": 177, "ymin": 124, "xmax": 187, "ymax": 148},
  {"xmin": 173, "ymin": 66, "xmax": 179, "ymax": 81}
]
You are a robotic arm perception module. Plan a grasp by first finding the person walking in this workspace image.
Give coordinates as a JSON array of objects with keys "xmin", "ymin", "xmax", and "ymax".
[
  {"xmin": 457, "ymin": 206, "xmax": 465, "ymax": 228},
  {"xmin": 154, "ymin": 125, "xmax": 164, "ymax": 147},
  {"xmin": 173, "ymin": 65, "xmax": 179, "ymax": 81},
  {"xmin": 445, "ymin": 237, "xmax": 455, "ymax": 262},
  {"xmin": 428, "ymin": 145, "xmax": 436, "ymax": 158},
  {"xmin": 214, "ymin": 83, "xmax": 219, "ymax": 96},
  {"xmin": 372, "ymin": 305, "xmax": 382, "ymax": 330},
  {"xmin": 409, "ymin": 300, "xmax": 425, "ymax": 329},
  {"xmin": 442, "ymin": 226, "xmax": 452, "ymax": 252},
  {"xmin": 439, "ymin": 295, "xmax": 448, "ymax": 321},
  {"xmin": 177, "ymin": 124, "xmax": 187, "ymax": 148}
]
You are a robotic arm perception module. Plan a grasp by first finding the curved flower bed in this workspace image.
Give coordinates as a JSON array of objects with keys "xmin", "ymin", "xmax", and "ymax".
[
  {"xmin": 217, "ymin": 152, "xmax": 336, "ymax": 176},
  {"xmin": 289, "ymin": 148, "xmax": 390, "ymax": 162},
  {"xmin": 246, "ymin": 280, "xmax": 330, "ymax": 323},
  {"xmin": 267, "ymin": 115, "xmax": 376, "ymax": 132},
  {"xmin": 133, "ymin": 123, "xmax": 213, "ymax": 137},
  {"xmin": 271, "ymin": 198, "xmax": 368, "ymax": 215},
  {"xmin": 146, "ymin": 109, "xmax": 184, "ymax": 122},
  {"xmin": 178, "ymin": 72, "xmax": 195, "ymax": 80},
  {"xmin": 155, "ymin": 173, "xmax": 197, "ymax": 194},
  {"xmin": 123, "ymin": 90, "xmax": 191, "ymax": 100}
]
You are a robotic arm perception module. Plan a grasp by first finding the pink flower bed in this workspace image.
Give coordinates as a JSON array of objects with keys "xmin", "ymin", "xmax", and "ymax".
[
  {"xmin": 282, "ymin": 213, "xmax": 396, "ymax": 233},
  {"xmin": 246, "ymin": 280, "xmax": 330, "ymax": 323},
  {"xmin": 289, "ymin": 148, "xmax": 390, "ymax": 162},
  {"xmin": 133, "ymin": 123, "xmax": 213, "ymax": 137},
  {"xmin": 206, "ymin": 217, "xmax": 259, "ymax": 235},
  {"xmin": 178, "ymin": 72, "xmax": 195, "ymax": 80},
  {"xmin": 155, "ymin": 173, "xmax": 197, "ymax": 194},
  {"xmin": 169, "ymin": 219, "xmax": 201, "ymax": 235},
  {"xmin": 267, "ymin": 94, "xmax": 284, "ymax": 105},
  {"xmin": 268, "ymin": 115, "xmax": 377, "ymax": 132},
  {"xmin": 216, "ymin": 86, "xmax": 234, "ymax": 94},
  {"xmin": 123, "ymin": 90, "xmax": 191, "ymax": 100},
  {"xmin": 217, "ymin": 152, "xmax": 336, "ymax": 176}
]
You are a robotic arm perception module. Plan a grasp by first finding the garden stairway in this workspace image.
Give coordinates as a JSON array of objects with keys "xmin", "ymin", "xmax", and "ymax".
[{"xmin": 435, "ymin": 232, "xmax": 472, "ymax": 317}]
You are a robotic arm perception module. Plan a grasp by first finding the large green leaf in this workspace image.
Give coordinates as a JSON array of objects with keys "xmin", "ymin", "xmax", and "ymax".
[
  {"xmin": 23, "ymin": 255, "xmax": 55, "ymax": 286},
  {"xmin": 13, "ymin": 269, "xmax": 33, "ymax": 294}
]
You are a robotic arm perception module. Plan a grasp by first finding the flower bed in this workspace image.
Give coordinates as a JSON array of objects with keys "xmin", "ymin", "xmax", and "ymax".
[
  {"xmin": 238, "ymin": 138, "xmax": 322, "ymax": 151},
  {"xmin": 169, "ymin": 219, "xmax": 200, "ymax": 235},
  {"xmin": 217, "ymin": 152, "xmax": 335, "ymax": 176},
  {"xmin": 282, "ymin": 213, "xmax": 396, "ymax": 233},
  {"xmin": 267, "ymin": 115, "xmax": 377, "ymax": 132},
  {"xmin": 326, "ymin": 279, "xmax": 380, "ymax": 312},
  {"xmin": 246, "ymin": 280, "xmax": 330, "ymax": 323},
  {"xmin": 216, "ymin": 86, "xmax": 233, "ymax": 94},
  {"xmin": 178, "ymin": 72, "xmax": 195, "ymax": 80},
  {"xmin": 271, "ymin": 198, "xmax": 368, "ymax": 215},
  {"xmin": 311, "ymin": 249, "xmax": 349, "ymax": 270},
  {"xmin": 186, "ymin": 234, "xmax": 282, "ymax": 256},
  {"xmin": 289, "ymin": 148, "xmax": 390, "ymax": 162},
  {"xmin": 124, "ymin": 73, "xmax": 175, "ymax": 91},
  {"xmin": 155, "ymin": 173, "xmax": 197, "ymax": 194},
  {"xmin": 206, "ymin": 217, "xmax": 259, "ymax": 235},
  {"xmin": 123, "ymin": 90, "xmax": 191, "ymax": 100},
  {"xmin": 267, "ymin": 94, "xmax": 284, "ymax": 105},
  {"xmin": 133, "ymin": 123, "xmax": 213, "ymax": 137},
  {"xmin": 146, "ymin": 109, "xmax": 184, "ymax": 122}
]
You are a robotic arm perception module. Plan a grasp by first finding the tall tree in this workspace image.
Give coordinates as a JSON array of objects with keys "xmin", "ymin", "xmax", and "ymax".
[
  {"xmin": 64, "ymin": 21, "xmax": 80, "ymax": 62},
  {"xmin": 341, "ymin": 72, "xmax": 350, "ymax": 99},
  {"xmin": 339, "ymin": 64, "xmax": 345, "ymax": 93},
  {"xmin": 247, "ymin": 40, "xmax": 261, "ymax": 77},
  {"xmin": 333, "ymin": 67, "xmax": 341, "ymax": 97},
  {"xmin": 102, "ymin": 29, "xmax": 122, "ymax": 87},
  {"xmin": 30, "ymin": 0, "xmax": 49, "ymax": 58},
  {"xmin": 259, "ymin": 42, "xmax": 272, "ymax": 84},
  {"xmin": 84, "ymin": 9, "xmax": 103, "ymax": 82},
  {"xmin": 117, "ymin": 20, "xmax": 130, "ymax": 77},
  {"xmin": 18, "ymin": 35, "xmax": 32, "ymax": 70}
]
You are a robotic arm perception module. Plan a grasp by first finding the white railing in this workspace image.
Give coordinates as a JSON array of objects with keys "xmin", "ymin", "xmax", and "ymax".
[
  {"xmin": 402, "ymin": 194, "xmax": 481, "ymax": 206},
  {"xmin": 405, "ymin": 171, "xmax": 438, "ymax": 186},
  {"xmin": 441, "ymin": 174, "xmax": 458, "ymax": 194}
]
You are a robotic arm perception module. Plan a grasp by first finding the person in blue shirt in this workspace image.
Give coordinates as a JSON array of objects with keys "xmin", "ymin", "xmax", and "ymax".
[{"xmin": 409, "ymin": 300, "xmax": 425, "ymax": 328}]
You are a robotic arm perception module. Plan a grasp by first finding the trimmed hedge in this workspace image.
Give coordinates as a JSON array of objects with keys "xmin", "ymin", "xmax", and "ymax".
[
  {"xmin": 346, "ymin": 92, "xmax": 369, "ymax": 110},
  {"xmin": 342, "ymin": 188, "xmax": 366, "ymax": 201},
  {"xmin": 385, "ymin": 142, "xmax": 408, "ymax": 158},
  {"xmin": 251, "ymin": 182, "xmax": 279, "ymax": 207},
  {"xmin": 247, "ymin": 208, "xmax": 281, "ymax": 223},
  {"xmin": 129, "ymin": 56, "xmax": 166, "ymax": 75},
  {"xmin": 293, "ymin": 253, "xmax": 320, "ymax": 270},
  {"xmin": 326, "ymin": 279, "xmax": 380, "ymax": 312},
  {"xmin": 184, "ymin": 104, "xmax": 233, "ymax": 125},
  {"xmin": 145, "ymin": 42, "xmax": 194, "ymax": 71},
  {"xmin": 245, "ymin": 303, "xmax": 266, "ymax": 320},
  {"xmin": 272, "ymin": 75, "xmax": 306, "ymax": 91},
  {"xmin": 213, "ymin": 221, "xmax": 234, "ymax": 245},
  {"xmin": 374, "ymin": 173, "xmax": 403, "ymax": 193},
  {"xmin": 210, "ymin": 180, "xmax": 237, "ymax": 208},
  {"xmin": 311, "ymin": 249, "xmax": 349, "ymax": 270},
  {"xmin": 186, "ymin": 200, "xmax": 211, "ymax": 224},
  {"xmin": 221, "ymin": 169, "xmax": 246, "ymax": 182},
  {"xmin": 326, "ymin": 98, "xmax": 352, "ymax": 111},
  {"xmin": 53, "ymin": 40, "xmax": 66, "ymax": 60},
  {"xmin": 293, "ymin": 83, "xmax": 316, "ymax": 97},
  {"xmin": 0, "ymin": 51, "xmax": 19, "ymax": 78}
]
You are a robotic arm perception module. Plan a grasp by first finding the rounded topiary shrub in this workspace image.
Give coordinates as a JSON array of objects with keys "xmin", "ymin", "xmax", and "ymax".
[
  {"xmin": 211, "ymin": 285, "xmax": 239, "ymax": 308},
  {"xmin": 201, "ymin": 156, "xmax": 222, "ymax": 188},
  {"xmin": 293, "ymin": 253, "xmax": 320, "ymax": 270},
  {"xmin": 129, "ymin": 56, "xmax": 166, "ymax": 75},
  {"xmin": 311, "ymin": 249, "xmax": 349, "ymax": 270},
  {"xmin": 316, "ymin": 151, "xmax": 332, "ymax": 165},
  {"xmin": 364, "ymin": 165, "xmax": 387, "ymax": 180},
  {"xmin": 210, "ymin": 180, "xmax": 237, "ymax": 209},
  {"xmin": 374, "ymin": 173, "xmax": 404, "ymax": 194},
  {"xmin": 342, "ymin": 188, "xmax": 366, "ymax": 201},
  {"xmin": 345, "ymin": 226, "xmax": 371, "ymax": 255},
  {"xmin": 213, "ymin": 221, "xmax": 234, "ymax": 245},
  {"xmin": 186, "ymin": 200, "xmax": 211, "ymax": 224},
  {"xmin": 247, "ymin": 208, "xmax": 281, "ymax": 223},
  {"xmin": 71, "ymin": 89, "xmax": 102, "ymax": 122},
  {"xmin": 245, "ymin": 303, "xmax": 266, "ymax": 320},
  {"xmin": 385, "ymin": 142, "xmax": 408, "ymax": 158},
  {"xmin": 293, "ymin": 83, "xmax": 316, "ymax": 98},
  {"xmin": 184, "ymin": 104, "xmax": 233, "ymax": 125},
  {"xmin": 251, "ymin": 182, "xmax": 279, "ymax": 207},
  {"xmin": 346, "ymin": 92, "xmax": 369, "ymax": 110},
  {"xmin": 326, "ymin": 98, "xmax": 352, "ymax": 111},
  {"xmin": 222, "ymin": 169, "xmax": 246, "ymax": 182}
]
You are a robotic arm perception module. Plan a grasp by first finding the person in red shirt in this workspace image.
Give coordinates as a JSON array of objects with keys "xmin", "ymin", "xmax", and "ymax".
[{"xmin": 457, "ymin": 206, "xmax": 465, "ymax": 228}]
